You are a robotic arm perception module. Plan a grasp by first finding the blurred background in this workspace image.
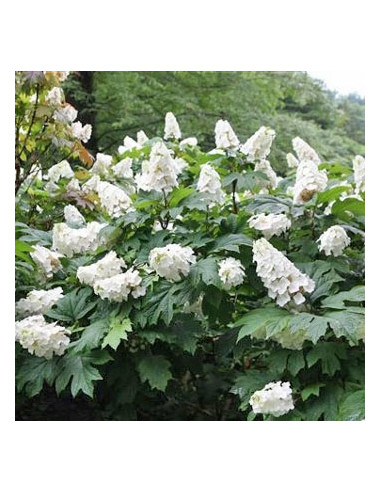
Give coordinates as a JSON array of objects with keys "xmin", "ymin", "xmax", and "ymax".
[{"xmin": 63, "ymin": 71, "xmax": 365, "ymax": 174}]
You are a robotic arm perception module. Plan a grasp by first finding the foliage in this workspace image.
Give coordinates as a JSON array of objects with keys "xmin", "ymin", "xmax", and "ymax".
[{"xmin": 15, "ymin": 71, "xmax": 365, "ymax": 421}]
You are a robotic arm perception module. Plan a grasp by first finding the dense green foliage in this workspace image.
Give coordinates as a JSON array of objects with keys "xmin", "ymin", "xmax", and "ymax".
[{"xmin": 15, "ymin": 72, "xmax": 365, "ymax": 420}]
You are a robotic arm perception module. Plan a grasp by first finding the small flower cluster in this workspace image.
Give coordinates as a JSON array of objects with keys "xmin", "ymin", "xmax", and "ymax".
[
  {"xmin": 252, "ymin": 238, "xmax": 315, "ymax": 307},
  {"xmin": 71, "ymin": 121, "xmax": 92, "ymax": 143},
  {"xmin": 53, "ymin": 104, "xmax": 78, "ymax": 124},
  {"xmin": 93, "ymin": 269, "xmax": 146, "ymax": 302},
  {"xmin": 353, "ymin": 155, "xmax": 365, "ymax": 194},
  {"xmin": 254, "ymin": 159, "xmax": 279, "ymax": 191},
  {"xmin": 135, "ymin": 141, "xmax": 179, "ymax": 193},
  {"xmin": 292, "ymin": 137, "xmax": 321, "ymax": 165},
  {"xmin": 15, "ymin": 315, "xmax": 70, "ymax": 359},
  {"xmin": 113, "ymin": 158, "xmax": 133, "ymax": 179},
  {"xmin": 45, "ymin": 87, "xmax": 64, "ymax": 105},
  {"xmin": 164, "ymin": 112, "xmax": 181, "ymax": 140},
  {"xmin": 197, "ymin": 164, "xmax": 225, "ymax": 205},
  {"xmin": 218, "ymin": 258, "xmax": 246, "ymax": 290},
  {"xmin": 30, "ymin": 245, "xmax": 63, "ymax": 278},
  {"xmin": 52, "ymin": 221, "xmax": 107, "ymax": 257},
  {"xmin": 249, "ymin": 381, "xmax": 294, "ymax": 417},
  {"xmin": 64, "ymin": 205, "xmax": 85, "ymax": 228},
  {"xmin": 149, "ymin": 244, "xmax": 196, "ymax": 282},
  {"xmin": 248, "ymin": 213, "xmax": 291, "ymax": 239},
  {"xmin": 215, "ymin": 119, "xmax": 240, "ymax": 150},
  {"xmin": 293, "ymin": 159, "xmax": 327, "ymax": 204},
  {"xmin": 44, "ymin": 160, "xmax": 74, "ymax": 193},
  {"xmin": 317, "ymin": 225, "xmax": 351, "ymax": 257},
  {"xmin": 16, "ymin": 287, "xmax": 64, "ymax": 317},
  {"xmin": 241, "ymin": 126, "xmax": 276, "ymax": 161},
  {"xmin": 84, "ymin": 175, "xmax": 134, "ymax": 217},
  {"xmin": 77, "ymin": 251, "xmax": 126, "ymax": 287}
]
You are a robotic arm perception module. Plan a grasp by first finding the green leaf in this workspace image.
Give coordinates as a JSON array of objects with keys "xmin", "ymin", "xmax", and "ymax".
[
  {"xmin": 323, "ymin": 310, "xmax": 364, "ymax": 342},
  {"xmin": 72, "ymin": 319, "xmax": 109, "ymax": 353},
  {"xmin": 55, "ymin": 354, "xmax": 103, "ymax": 397},
  {"xmin": 331, "ymin": 197, "xmax": 365, "ymax": 219},
  {"xmin": 337, "ymin": 390, "xmax": 365, "ymax": 421},
  {"xmin": 46, "ymin": 288, "xmax": 97, "ymax": 323},
  {"xmin": 210, "ymin": 233, "xmax": 252, "ymax": 253},
  {"xmin": 321, "ymin": 286, "xmax": 365, "ymax": 309},
  {"xmin": 230, "ymin": 369, "xmax": 277, "ymax": 411},
  {"xmin": 235, "ymin": 308, "xmax": 289, "ymax": 342},
  {"xmin": 287, "ymin": 351, "xmax": 305, "ymax": 376},
  {"xmin": 317, "ymin": 185, "xmax": 352, "ymax": 204},
  {"xmin": 102, "ymin": 317, "xmax": 132, "ymax": 350},
  {"xmin": 169, "ymin": 187, "xmax": 195, "ymax": 207},
  {"xmin": 290, "ymin": 313, "xmax": 329, "ymax": 344},
  {"xmin": 189, "ymin": 257, "xmax": 221, "ymax": 287},
  {"xmin": 301, "ymin": 383, "xmax": 325, "ymax": 402},
  {"xmin": 15, "ymin": 239, "xmax": 34, "ymax": 263},
  {"xmin": 306, "ymin": 342, "xmax": 347, "ymax": 376},
  {"xmin": 16, "ymin": 357, "xmax": 58, "ymax": 397},
  {"xmin": 137, "ymin": 355, "xmax": 172, "ymax": 392}
]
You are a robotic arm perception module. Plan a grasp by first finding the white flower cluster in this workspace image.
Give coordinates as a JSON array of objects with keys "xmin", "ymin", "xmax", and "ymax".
[
  {"xmin": 135, "ymin": 141, "xmax": 179, "ymax": 193},
  {"xmin": 84, "ymin": 175, "xmax": 134, "ymax": 218},
  {"xmin": 113, "ymin": 158, "xmax": 133, "ymax": 179},
  {"xmin": 353, "ymin": 155, "xmax": 365, "ymax": 194},
  {"xmin": 30, "ymin": 245, "xmax": 63, "ymax": 278},
  {"xmin": 71, "ymin": 121, "xmax": 92, "ymax": 143},
  {"xmin": 292, "ymin": 137, "xmax": 321, "ymax": 165},
  {"xmin": 137, "ymin": 130, "xmax": 149, "ymax": 146},
  {"xmin": 254, "ymin": 159, "xmax": 279, "ymax": 190},
  {"xmin": 45, "ymin": 87, "xmax": 64, "ymax": 105},
  {"xmin": 252, "ymin": 238, "xmax": 315, "ymax": 307},
  {"xmin": 92, "ymin": 153, "xmax": 113, "ymax": 177},
  {"xmin": 218, "ymin": 258, "xmax": 246, "ymax": 290},
  {"xmin": 249, "ymin": 381, "xmax": 294, "ymax": 417},
  {"xmin": 93, "ymin": 268, "xmax": 146, "ymax": 302},
  {"xmin": 317, "ymin": 225, "xmax": 350, "ymax": 257},
  {"xmin": 293, "ymin": 160, "xmax": 327, "ymax": 204},
  {"xmin": 64, "ymin": 205, "xmax": 85, "ymax": 228},
  {"xmin": 196, "ymin": 164, "xmax": 225, "ymax": 205},
  {"xmin": 248, "ymin": 213, "xmax": 291, "ymax": 239},
  {"xmin": 16, "ymin": 287, "xmax": 64, "ymax": 317},
  {"xmin": 286, "ymin": 152, "xmax": 299, "ymax": 169},
  {"xmin": 52, "ymin": 221, "xmax": 106, "ymax": 257},
  {"xmin": 164, "ymin": 112, "xmax": 181, "ymax": 140},
  {"xmin": 53, "ymin": 104, "xmax": 78, "ymax": 124},
  {"xmin": 215, "ymin": 119, "xmax": 240, "ymax": 150},
  {"xmin": 241, "ymin": 126, "xmax": 275, "ymax": 161},
  {"xmin": 179, "ymin": 137, "xmax": 197, "ymax": 150},
  {"xmin": 45, "ymin": 160, "xmax": 74, "ymax": 183},
  {"xmin": 15, "ymin": 314, "xmax": 70, "ymax": 359},
  {"xmin": 149, "ymin": 244, "xmax": 196, "ymax": 282},
  {"xmin": 77, "ymin": 251, "xmax": 126, "ymax": 287},
  {"xmin": 118, "ymin": 135, "xmax": 139, "ymax": 154}
]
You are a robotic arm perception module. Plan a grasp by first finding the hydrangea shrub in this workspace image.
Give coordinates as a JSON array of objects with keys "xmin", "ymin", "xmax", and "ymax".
[{"xmin": 15, "ymin": 72, "xmax": 365, "ymax": 420}]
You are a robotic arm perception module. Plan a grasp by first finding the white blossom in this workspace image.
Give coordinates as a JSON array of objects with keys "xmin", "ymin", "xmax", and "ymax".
[
  {"xmin": 249, "ymin": 381, "xmax": 294, "ymax": 417},
  {"xmin": 53, "ymin": 104, "xmax": 78, "ymax": 123},
  {"xmin": 30, "ymin": 245, "xmax": 63, "ymax": 278},
  {"xmin": 66, "ymin": 178, "xmax": 81, "ymax": 192},
  {"xmin": 286, "ymin": 152, "xmax": 299, "ymax": 168},
  {"xmin": 293, "ymin": 160, "xmax": 327, "ymax": 204},
  {"xmin": 45, "ymin": 160, "xmax": 74, "ymax": 183},
  {"xmin": 197, "ymin": 163, "xmax": 225, "ymax": 205},
  {"xmin": 15, "ymin": 314, "xmax": 70, "ymax": 359},
  {"xmin": 96, "ymin": 180, "xmax": 134, "ymax": 217},
  {"xmin": 71, "ymin": 121, "xmax": 92, "ymax": 143},
  {"xmin": 77, "ymin": 251, "xmax": 126, "ymax": 287},
  {"xmin": 55, "ymin": 71, "xmax": 70, "ymax": 82},
  {"xmin": 353, "ymin": 155, "xmax": 365, "ymax": 194},
  {"xmin": 317, "ymin": 225, "xmax": 350, "ymax": 257},
  {"xmin": 16, "ymin": 287, "xmax": 64, "ymax": 318},
  {"xmin": 137, "ymin": 130, "xmax": 149, "ymax": 146},
  {"xmin": 118, "ymin": 135, "xmax": 138, "ymax": 154},
  {"xmin": 92, "ymin": 153, "xmax": 113, "ymax": 176},
  {"xmin": 248, "ymin": 213, "xmax": 291, "ymax": 239},
  {"xmin": 45, "ymin": 87, "xmax": 64, "ymax": 105},
  {"xmin": 164, "ymin": 112, "xmax": 181, "ymax": 140},
  {"xmin": 292, "ymin": 137, "xmax": 320, "ymax": 165},
  {"xmin": 254, "ymin": 159, "xmax": 278, "ymax": 190},
  {"xmin": 135, "ymin": 141, "xmax": 178, "ymax": 193},
  {"xmin": 149, "ymin": 244, "xmax": 196, "ymax": 282},
  {"xmin": 64, "ymin": 205, "xmax": 86, "ymax": 228},
  {"xmin": 215, "ymin": 119, "xmax": 240, "ymax": 150},
  {"xmin": 93, "ymin": 268, "xmax": 146, "ymax": 302},
  {"xmin": 180, "ymin": 137, "xmax": 197, "ymax": 150},
  {"xmin": 112, "ymin": 158, "xmax": 133, "ymax": 179},
  {"xmin": 218, "ymin": 258, "xmax": 246, "ymax": 289},
  {"xmin": 252, "ymin": 238, "xmax": 315, "ymax": 307},
  {"xmin": 52, "ymin": 221, "xmax": 107, "ymax": 257},
  {"xmin": 172, "ymin": 157, "xmax": 188, "ymax": 174},
  {"xmin": 241, "ymin": 126, "xmax": 275, "ymax": 161}
]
